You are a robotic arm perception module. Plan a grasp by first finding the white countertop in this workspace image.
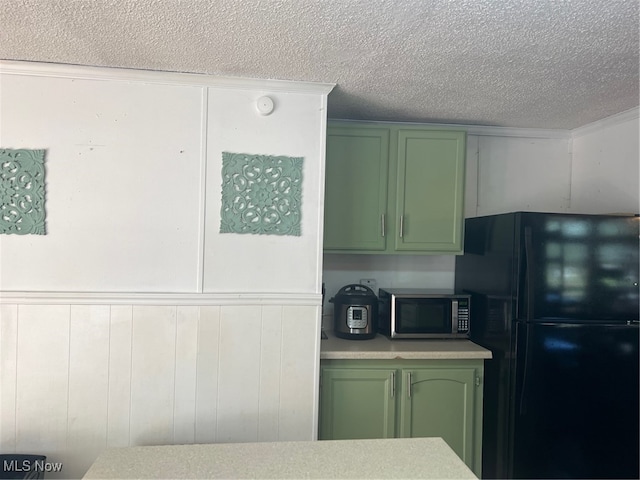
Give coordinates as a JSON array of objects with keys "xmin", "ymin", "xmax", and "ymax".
[
  {"xmin": 321, "ymin": 330, "xmax": 492, "ymax": 360},
  {"xmin": 83, "ymin": 437, "xmax": 477, "ymax": 479}
]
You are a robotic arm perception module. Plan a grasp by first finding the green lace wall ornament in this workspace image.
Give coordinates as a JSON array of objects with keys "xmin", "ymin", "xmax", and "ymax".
[
  {"xmin": 220, "ymin": 152, "xmax": 303, "ymax": 236},
  {"xmin": 0, "ymin": 148, "xmax": 46, "ymax": 235}
]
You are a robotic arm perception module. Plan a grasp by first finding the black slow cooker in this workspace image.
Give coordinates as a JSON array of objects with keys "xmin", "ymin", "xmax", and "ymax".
[{"xmin": 330, "ymin": 284, "xmax": 378, "ymax": 340}]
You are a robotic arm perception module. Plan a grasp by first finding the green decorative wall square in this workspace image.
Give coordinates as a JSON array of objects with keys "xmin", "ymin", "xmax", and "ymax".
[
  {"xmin": 220, "ymin": 152, "xmax": 303, "ymax": 236},
  {"xmin": 0, "ymin": 148, "xmax": 46, "ymax": 235}
]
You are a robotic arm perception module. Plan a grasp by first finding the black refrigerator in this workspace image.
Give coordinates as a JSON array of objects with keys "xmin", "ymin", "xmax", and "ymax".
[{"xmin": 455, "ymin": 212, "xmax": 639, "ymax": 479}]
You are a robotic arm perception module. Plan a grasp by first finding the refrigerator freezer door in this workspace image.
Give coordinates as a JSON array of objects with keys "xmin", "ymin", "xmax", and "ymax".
[
  {"xmin": 512, "ymin": 321, "xmax": 639, "ymax": 479},
  {"xmin": 518, "ymin": 213, "xmax": 639, "ymax": 321}
]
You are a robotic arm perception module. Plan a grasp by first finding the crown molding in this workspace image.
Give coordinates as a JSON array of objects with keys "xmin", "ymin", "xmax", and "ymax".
[
  {"xmin": 571, "ymin": 107, "xmax": 639, "ymax": 138},
  {"xmin": 0, "ymin": 60, "xmax": 335, "ymax": 95},
  {"xmin": 463, "ymin": 124, "xmax": 570, "ymax": 139},
  {"xmin": 328, "ymin": 118, "xmax": 571, "ymax": 139},
  {"xmin": 0, "ymin": 291, "xmax": 322, "ymax": 306}
]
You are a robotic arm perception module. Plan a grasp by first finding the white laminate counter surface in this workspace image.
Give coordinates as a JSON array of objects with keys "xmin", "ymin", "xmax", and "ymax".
[
  {"xmin": 83, "ymin": 437, "xmax": 477, "ymax": 479},
  {"xmin": 320, "ymin": 331, "xmax": 492, "ymax": 360}
]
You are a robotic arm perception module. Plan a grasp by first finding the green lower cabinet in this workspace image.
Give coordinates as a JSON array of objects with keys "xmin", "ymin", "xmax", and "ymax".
[
  {"xmin": 319, "ymin": 368, "xmax": 397, "ymax": 439},
  {"xmin": 398, "ymin": 368, "xmax": 480, "ymax": 474},
  {"xmin": 319, "ymin": 360, "xmax": 484, "ymax": 477}
]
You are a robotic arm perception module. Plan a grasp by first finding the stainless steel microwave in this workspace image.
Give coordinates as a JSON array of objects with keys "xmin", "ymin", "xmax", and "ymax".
[{"xmin": 378, "ymin": 288, "xmax": 471, "ymax": 339}]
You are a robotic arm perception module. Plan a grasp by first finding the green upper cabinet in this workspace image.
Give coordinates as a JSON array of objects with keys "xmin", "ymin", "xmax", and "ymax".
[
  {"xmin": 323, "ymin": 127, "xmax": 389, "ymax": 251},
  {"xmin": 395, "ymin": 130, "xmax": 466, "ymax": 252},
  {"xmin": 323, "ymin": 122, "xmax": 466, "ymax": 254}
]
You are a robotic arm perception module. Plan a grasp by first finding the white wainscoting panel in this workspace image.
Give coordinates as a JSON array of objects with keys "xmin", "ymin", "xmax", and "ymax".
[
  {"xmin": 107, "ymin": 305, "xmax": 133, "ymax": 448},
  {"xmin": 0, "ymin": 304, "xmax": 19, "ymax": 451},
  {"xmin": 130, "ymin": 306, "xmax": 178, "ymax": 446},
  {"xmin": 15, "ymin": 306, "xmax": 70, "ymax": 473},
  {"xmin": 216, "ymin": 305, "xmax": 263, "ymax": 442},
  {"xmin": 0, "ymin": 300, "xmax": 320, "ymax": 480},
  {"xmin": 279, "ymin": 305, "xmax": 321, "ymax": 441},
  {"xmin": 257, "ymin": 306, "xmax": 284, "ymax": 442},
  {"xmin": 174, "ymin": 306, "xmax": 199, "ymax": 444},
  {"xmin": 67, "ymin": 306, "xmax": 110, "ymax": 473},
  {"xmin": 194, "ymin": 306, "xmax": 221, "ymax": 445}
]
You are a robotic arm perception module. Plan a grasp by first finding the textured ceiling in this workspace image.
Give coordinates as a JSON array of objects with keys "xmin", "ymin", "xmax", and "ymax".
[{"xmin": 1, "ymin": 0, "xmax": 638, "ymax": 129}]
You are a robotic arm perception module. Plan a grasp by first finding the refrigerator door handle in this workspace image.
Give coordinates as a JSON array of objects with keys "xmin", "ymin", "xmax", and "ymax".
[
  {"xmin": 519, "ymin": 225, "xmax": 535, "ymax": 415},
  {"xmin": 518, "ymin": 321, "xmax": 532, "ymax": 415},
  {"xmin": 524, "ymin": 226, "xmax": 534, "ymax": 321}
]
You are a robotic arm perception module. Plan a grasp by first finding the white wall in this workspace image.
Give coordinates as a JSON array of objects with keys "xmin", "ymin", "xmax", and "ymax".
[
  {"xmin": 0, "ymin": 62, "xmax": 331, "ymax": 294},
  {"xmin": 464, "ymin": 109, "xmax": 639, "ymax": 217},
  {"xmin": 0, "ymin": 61, "xmax": 332, "ymax": 479},
  {"xmin": 569, "ymin": 109, "xmax": 639, "ymax": 214},
  {"xmin": 204, "ymin": 88, "xmax": 326, "ymax": 293},
  {"xmin": 470, "ymin": 134, "xmax": 572, "ymax": 216},
  {"xmin": 0, "ymin": 72, "xmax": 205, "ymax": 292}
]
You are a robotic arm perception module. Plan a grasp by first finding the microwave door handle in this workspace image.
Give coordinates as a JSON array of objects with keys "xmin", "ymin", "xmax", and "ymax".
[{"xmin": 452, "ymin": 299, "xmax": 459, "ymax": 333}]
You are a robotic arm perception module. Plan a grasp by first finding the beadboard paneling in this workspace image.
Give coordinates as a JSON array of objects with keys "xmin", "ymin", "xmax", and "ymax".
[
  {"xmin": 194, "ymin": 306, "xmax": 221, "ymax": 445},
  {"xmin": 67, "ymin": 306, "xmax": 110, "ymax": 475},
  {"xmin": 0, "ymin": 302, "xmax": 320, "ymax": 480},
  {"xmin": 15, "ymin": 306, "xmax": 70, "ymax": 473},
  {"xmin": 174, "ymin": 306, "xmax": 199, "ymax": 444},
  {"xmin": 257, "ymin": 306, "xmax": 284, "ymax": 442},
  {"xmin": 130, "ymin": 306, "xmax": 178, "ymax": 446},
  {"xmin": 279, "ymin": 305, "xmax": 321, "ymax": 440},
  {"xmin": 217, "ymin": 306, "xmax": 263, "ymax": 442},
  {"xmin": 0, "ymin": 304, "xmax": 18, "ymax": 451},
  {"xmin": 106, "ymin": 305, "xmax": 133, "ymax": 448}
]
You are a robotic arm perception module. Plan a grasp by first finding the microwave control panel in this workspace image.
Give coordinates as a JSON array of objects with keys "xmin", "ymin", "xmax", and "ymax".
[{"xmin": 457, "ymin": 300, "xmax": 470, "ymax": 333}]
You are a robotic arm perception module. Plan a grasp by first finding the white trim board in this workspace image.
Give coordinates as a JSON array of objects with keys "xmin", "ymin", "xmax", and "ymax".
[
  {"xmin": 0, "ymin": 60, "xmax": 335, "ymax": 95},
  {"xmin": 0, "ymin": 291, "xmax": 322, "ymax": 306}
]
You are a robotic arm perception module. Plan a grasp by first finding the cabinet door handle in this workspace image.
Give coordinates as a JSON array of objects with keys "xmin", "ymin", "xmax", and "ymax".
[
  {"xmin": 406, "ymin": 372, "xmax": 412, "ymax": 398},
  {"xmin": 399, "ymin": 215, "xmax": 404, "ymax": 238},
  {"xmin": 390, "ymin": 371, "xmax": 395, "ymax": 397},
  {"xmin": 381, "ymin": 214, "xmax": 386, "ymax": 238}
]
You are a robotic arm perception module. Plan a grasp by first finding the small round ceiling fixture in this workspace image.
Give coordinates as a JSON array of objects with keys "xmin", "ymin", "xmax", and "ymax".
[{"xmin": 256, "ymin": 96, "xmax": 275, "ymax": 115}]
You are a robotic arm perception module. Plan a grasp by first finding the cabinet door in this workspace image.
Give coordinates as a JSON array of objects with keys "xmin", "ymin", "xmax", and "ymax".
[
  {"xmin": 395, "ymin": 130, "xmax": 465, "ymax": 252},
  {"xmin": 323, "ymin": 128, "xmax": 389, "ymax": 251},
  {"xmin": 319, "ymin": 368, "xmax": 397, "ymax": 440},
  {"xmin": 399, "ymin": 368, "xmax": 478, "ymax": 471}
]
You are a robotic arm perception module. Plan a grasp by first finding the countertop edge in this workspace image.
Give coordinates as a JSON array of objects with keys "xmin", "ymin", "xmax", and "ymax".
[
  {"xmin": 320, "ymin": 351, "xmax": 492, "ymax": 360},
  {"xmin": 320, "ymin": 332, "xmax": 492, "ymax": 360}
]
